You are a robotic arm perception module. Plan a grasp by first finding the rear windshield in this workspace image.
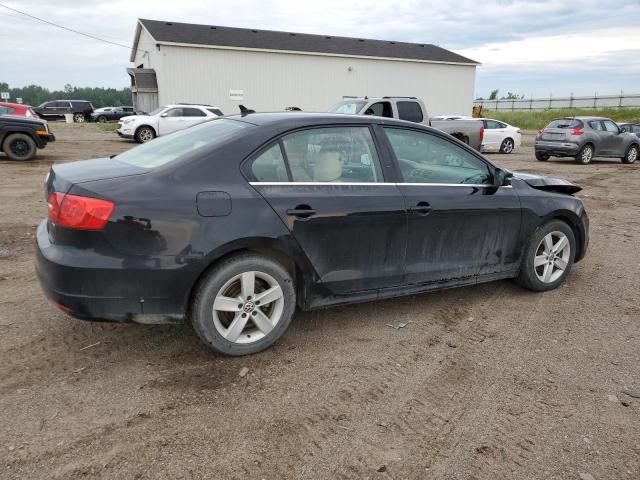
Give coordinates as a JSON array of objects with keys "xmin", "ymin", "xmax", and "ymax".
[
  {"xmin": 115, "ymin": 118, "xmax": 252, "ymax": 169},
  {"xmin": 328, "ymin": 100, "xmax": 367, "ymax": 115},
  {"xmin": 546, "ymin": 119, "xmax": 583, "ymax": 129}
]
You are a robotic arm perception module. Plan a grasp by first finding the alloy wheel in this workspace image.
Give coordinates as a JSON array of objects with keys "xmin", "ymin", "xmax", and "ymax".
[
  {"xmin": 73, "ymin": 113, "xmax": 85, "ymax": 123},
  {"xmin": 581, "ymin": 145, "xmax": 593, "ymax": 164},
  {"xmin": 627, "ymin": 146, "xmax": 638, "ymax": 163},
  {"xmin": 139, "ymin": 128, "xmax": 153, "ymax": 142},
  {"xmin": 534, "ymin": 231, "xmax": 571, "ymax": 283},
  {"xmin": 212, "ymin": 270, "xmax": 285, "ymax": 344},
  {"xmin": 502, "ymin": 139, "xmax": 514, "ymax": 153}
]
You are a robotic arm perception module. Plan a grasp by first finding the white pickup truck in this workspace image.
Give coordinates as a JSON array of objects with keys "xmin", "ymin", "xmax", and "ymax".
[{"xmin": 328, "ymin": 97, "xmax": 483, "ymax": 151}]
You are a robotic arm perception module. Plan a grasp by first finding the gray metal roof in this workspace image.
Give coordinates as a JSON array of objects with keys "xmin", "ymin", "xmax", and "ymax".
[{"xmin": 135, "ymin": 19, "xmax": 478, "ymax": 65}]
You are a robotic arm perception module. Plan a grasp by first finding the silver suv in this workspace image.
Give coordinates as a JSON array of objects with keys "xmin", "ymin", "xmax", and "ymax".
[{"xmin": 535, "ymin": 117, "xmax": 639, "ymax": 165}]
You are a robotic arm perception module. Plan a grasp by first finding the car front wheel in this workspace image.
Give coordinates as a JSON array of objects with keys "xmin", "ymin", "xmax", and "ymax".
[
  {"xmin": 517, "ymin": 220, "xmax": 576, "ymax": 292},
  {"xmin": 2, "ymin": 133, "xmax": 37, "ymax": 161},
  {"xmin": 621, "ymin": 144, "xmax": 638, "ymax": 164},
  {"xmin": 499, "ymin": 138, "xmax": 514, "ymax": 154},
  {"xmin": 135, "ymin": 126, "xmax": 156, "ymax": 143},
  {"xmin": 191, "ymin": 254, "xmax": 296, "ymax": 356},
  {"xmin": 73, "ymin": 113, "xmax": 85, "ymax": 123}
]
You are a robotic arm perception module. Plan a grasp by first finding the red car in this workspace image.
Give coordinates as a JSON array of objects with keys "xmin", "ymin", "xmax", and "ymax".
[{"xmin": 0, "ymin": 102, "xmax": 37, "ymax": 118}]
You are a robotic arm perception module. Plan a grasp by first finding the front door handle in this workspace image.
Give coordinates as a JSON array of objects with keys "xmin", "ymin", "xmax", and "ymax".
[
  {"xmin": 409, "ymin": 201, "xmax": 432, "ymax": 215},
  {"xmin": 286, "ymin": 205, "xmax": 317, "ymax": 218}
]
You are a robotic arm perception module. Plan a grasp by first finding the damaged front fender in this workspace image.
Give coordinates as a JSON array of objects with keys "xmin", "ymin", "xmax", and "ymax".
[{"xmin": 514, "ymin": 172, "xmax": 582, "ymax": 195}]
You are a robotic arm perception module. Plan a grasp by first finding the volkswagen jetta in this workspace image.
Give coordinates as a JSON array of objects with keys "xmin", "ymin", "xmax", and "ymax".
[{"xmin": 36, "ymin": 113, "xmax": 589, "ymax": 355}]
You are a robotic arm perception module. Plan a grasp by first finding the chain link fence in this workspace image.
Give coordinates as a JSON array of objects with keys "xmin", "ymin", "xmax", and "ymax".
[{"xmin": 474, "ymin": 93, "xmax": 640, "ymax": 112}]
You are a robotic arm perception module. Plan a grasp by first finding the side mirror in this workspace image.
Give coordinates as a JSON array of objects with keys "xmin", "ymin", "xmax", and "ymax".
[
  {"xmin": 160, "ymin": 113, "xmax": 168, "ymax": 117},
  {"xmin": 494, "ymin": 168, "xmax": 513, "ymax": 187}
]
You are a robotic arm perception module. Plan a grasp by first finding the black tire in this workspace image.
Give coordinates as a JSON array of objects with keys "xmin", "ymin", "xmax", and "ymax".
[
  {"xmin": 97, "ymin": 116, "xmax": 107, "ymax": 123},
  {"xmin": 535, "ymin": 151, "xmax": 550, "ymax": 162},
  {"xmin": 73, "ymin": 112, "xmax": 85, "ymax": 123},
  {"xmin": 621, "ymin": 144, "xmax": 638, "ymax": 164},
  {"xmin": 191, "ymin": 253, "xmax": 296, "ymax": 356},
  {"xmin": 135, "ymin": 126, "xmax": 156, "ymax": 143},
  {"xmin": 499, "ymin": 138, "xmax": 515, "ymax": 154},
  {"xmin": 575, "ymin": 144, "xmax": 593, "ymax": 165},
  {"xmin": 516, "ymin": 220, "xmax": 576, "ymax": 292},
  {"xmin": 2, "ymin": 133, "xmax": 37, "ymax": 161}
]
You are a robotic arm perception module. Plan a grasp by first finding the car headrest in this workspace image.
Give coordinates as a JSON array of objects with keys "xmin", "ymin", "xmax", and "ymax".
[{"xmin": 314, "ymin": 151, "xmax": 341, "ymax": 182}]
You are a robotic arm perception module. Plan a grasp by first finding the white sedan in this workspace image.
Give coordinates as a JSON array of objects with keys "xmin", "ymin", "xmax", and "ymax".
[
  {"xmin": 479, "ymin": 118, "xmax": 522, "ymax": 154},
  {"xmin": 117, "ymin": 104, "xmax": 223, "ymax": 143}
]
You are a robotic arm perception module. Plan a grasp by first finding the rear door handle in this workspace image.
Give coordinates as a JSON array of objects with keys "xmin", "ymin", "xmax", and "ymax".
[
  {"xmin": 409, "ymin": 201, "xmax": 432, "ymax": 215},
  {"xmin": 286, "ymin": 205, "xmax": 317, "ymax": 218}
]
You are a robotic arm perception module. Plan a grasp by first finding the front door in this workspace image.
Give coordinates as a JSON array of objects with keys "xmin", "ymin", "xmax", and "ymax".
[
  {"xmin": 381, "ymin": 126, "xmax": 522, "ymax": 284},
  {"xmin": 483, "ymin": 119, "xmax": 504, "ymax": 151},
  {"xmin": 248, "ymin": 125, "xmax": 407, "ymax": 293},
  {"xmin": 602, "ymin": 119, "xmax": 625, "ymax": 155},
  {"xmin": 158, "ymin": 107, "xmax": 207, "ymax": 135}
]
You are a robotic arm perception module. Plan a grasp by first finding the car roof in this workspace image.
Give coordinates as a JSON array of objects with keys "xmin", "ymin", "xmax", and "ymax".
[
  {"xmin": 224, "ymin": 111, "xmax": 430, "ymax": 128},
  {"xmin": 0, "ymin": 102, "xmax": 29, "ymax": 108},
  {"xmin": 166, "ymin": 104, "xmax": 220, "ymax": 108}
]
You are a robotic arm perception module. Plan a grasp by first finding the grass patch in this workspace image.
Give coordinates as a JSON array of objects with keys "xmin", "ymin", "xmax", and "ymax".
[
  {"xmin": 94, "ymin": 122, "xmax": 119, "ymax": 132},
  {"xmin": 482, "ymin": 108, "xmax": 640, "ymax": 130}
]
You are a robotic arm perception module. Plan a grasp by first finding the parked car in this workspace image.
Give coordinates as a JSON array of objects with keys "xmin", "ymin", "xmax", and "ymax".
[
  {"xmin": 478, "ymin": 118, "xmax": 522, "ymax": 154},
  {"xmin": 33, "ymin": 100, "xmax": 94, "ymax": 123},
  {"xmin": 0, "ymin": 114, "xmax": 55, "ymax": 161},
  {"xmin": 0, "ymin": 102, "xmax": 37, "ymax": 118},
  {"xmin": 117, "ymin": 104, "xmax": 224, "ymax": 143},
  {"xmin": 36, "ymin": 112, "xmax": 588, "ymax": 356},
  {"xmin": 91, "ymin": 106, "xmax": 135, "ymax": 123},
  {"xmin": 535, "ymin": 117, "xmax": 639, "ymax": 165},
  {"xmin": 328, "ymin": 97, "xmax": 484, "ymax": 151},
  {"xmin": 619, "ymin": 123, "xmax": 640, "ymax": 139}
]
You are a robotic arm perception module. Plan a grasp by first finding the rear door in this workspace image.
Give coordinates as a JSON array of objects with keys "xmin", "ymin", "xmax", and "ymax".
[
  {"xmin": 482, "ymin": 120, "xmax": 503, "ymax": 150},
  {"xmin": 247, "ymin": 125, "xmax": 407, "ymax": 293},
  {"xmin": 587, "ymin": 120, "xmax": 609, "ymax": 154},
  {"xmin": 381, "ymin": 126, "xmax": 522, "ymax": 284},
  {"xmin": 396, "ymin": 101, "xmax": 425, "ymax": 124}
]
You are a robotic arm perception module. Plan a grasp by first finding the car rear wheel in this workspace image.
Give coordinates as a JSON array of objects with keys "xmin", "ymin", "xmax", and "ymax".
[
  {"xmin": 575, "ymin": 144, "xmax": 593, "ymax": 165},
  {"xmin": 516, "ymin": 220, "xmax": 576, "ymax": 292},
  {"xmin": 191, "ymin": 253, "xmax": 296, "ymax": 356},
  {"xmin": 73, "ymin": 113, "xmax": 85, "ymax": 123},
  {"xmin": 535, "ymin": 151, "xmax": 549, "ymax": 161},
  {"xmin": 135, "ymin": 126, "xmax": 155, "ymax": 143},
  {"xmin": 97, "ymin": 116, "xmax": 107, "ymax": 123},
  {"xmin": 499, "ymin": 138, "xmax": 514, "ymax": 154},
  {"xmin": 621, "ymin": 144, "xmax": 638, "ymax": 164},
  {"xmin": 2, "ymin": 133, "xmax": 37, "ymax": 161}
]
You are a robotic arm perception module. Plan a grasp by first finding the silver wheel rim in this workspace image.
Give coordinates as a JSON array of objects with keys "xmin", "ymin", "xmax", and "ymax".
[
  {"xmin": 534, "ymin": 231, "xmax": 571, "ymax": 284},
  {"xmin": 581, "ymin": 146, "xmax": 593, "ymax": 163},
  {"xmin": 74, "ymin": 114, "xmax": 85, "ymax": 123},
  {"xmin": 627, "ymin": 147, "xmax": 638, "ymax": 162},
  {"xmin": 503, "ymin": 139, "xmax": 513, "ymax": 153},
  {"xmin": 139, "ymin": 129, "xmax": 153, "ymax": 142},
  {"xmin": 212, "ymin": 270, "xmax": 285, "ymax": 344}
]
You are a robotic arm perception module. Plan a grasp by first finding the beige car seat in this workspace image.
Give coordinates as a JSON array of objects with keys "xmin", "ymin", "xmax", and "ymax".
[{"xmin": 314, "ymin": 151, "xmax": 342, "ymax": 182}]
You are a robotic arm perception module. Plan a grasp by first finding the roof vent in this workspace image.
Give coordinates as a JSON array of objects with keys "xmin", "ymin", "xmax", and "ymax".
[
  {"xmin": 165, "ymin": 22, "xmax": 173, "ymax": 26},
  {"xmin": 289, "ymin": 33, "xmax": 296, "ymax": 36},
  {"xmin": 419, "ymin": 44, "xmax": 425, "ymax": 47},
  {"xmin": 251, "ymin": 29, "xmax": 258, "ymax": 33},
  {"xmin": 358, "ymin": 39, "xmax": 365, "ymax": 42},
  {"xmin": 325, "ymin": 36, "xmax": 332, "ymax": 39},
  {"xmin": 210, "ymin": 26, "xmax": 217, "ymax": 29},
  {"xmin": 390, "ymin": 41, "xmax": 396, "ymax": 44}
]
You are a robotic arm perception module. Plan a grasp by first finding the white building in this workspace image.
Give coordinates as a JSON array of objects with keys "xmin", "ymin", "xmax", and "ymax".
[{"xmin": 128, "ymin": 19, "xmax": 478, "ymax": 116}]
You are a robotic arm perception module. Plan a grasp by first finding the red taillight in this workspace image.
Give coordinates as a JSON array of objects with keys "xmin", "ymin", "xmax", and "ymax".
[
  {"xmin": 48, "ymin": 192, "xmax": 114, "ymax": 230},
  {"xmin": 571, "ymin": 127, "xmax": 584, "ymax": 136},
  {"xmin": 479, "ymin": 126, "xmax": 484, "ymax": 143}
]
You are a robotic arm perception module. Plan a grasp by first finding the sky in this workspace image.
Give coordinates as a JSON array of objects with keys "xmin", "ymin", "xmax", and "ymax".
[{"xmin": 1, "ymin": 0, "xmax": 639, "ymax": 99}]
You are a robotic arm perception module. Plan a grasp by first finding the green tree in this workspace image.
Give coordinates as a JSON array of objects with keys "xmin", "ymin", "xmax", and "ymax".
[
  {"xmin": 489, "ymin": 89, "xmax": 499, "ymax": 100},
  {"xmin": 0, "ymin": 82, "xmax": 131, "ymax": 108}
]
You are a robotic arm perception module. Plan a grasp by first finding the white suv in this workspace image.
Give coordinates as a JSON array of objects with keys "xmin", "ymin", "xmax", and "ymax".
[{"xmin": 117, "ymin": 104, "xmax": 224, "ymax": 143}]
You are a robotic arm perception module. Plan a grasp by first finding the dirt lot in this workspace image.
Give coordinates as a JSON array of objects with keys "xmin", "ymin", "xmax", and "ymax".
[{"xmin": 1, "ymin": 124, "xmax": 639, "ymax": 479}]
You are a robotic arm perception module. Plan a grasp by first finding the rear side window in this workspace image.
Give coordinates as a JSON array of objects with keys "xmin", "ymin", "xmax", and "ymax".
[
  {"xmin": 384, "ymin": 127, "xmax": 492, "ymax": 185},
  {"xmin": 251, "ymin": 144, "xmax": 288, "ymax": 181},
  {"xmin": 397, "ymin": 101, "xmax": 424, "ymax": 123},
  {"xmin": 115, "ymin": 119, "xmax": 252, "ymax": 168},
  {"xmin": 364, "ymin": 102, "xmax": 393, "ymax": 118},
  {"xmin": 484, "ymin": 120, "xmax": 503, "ymax": 129},
  {"xmin": 547, "ymin": 119, "xmax": 582, "ymax": 129},
  {"xmin": 54, "ymin": 101, "xmax": 71, "ymax": 108},
  {"xmin": 183, "ymin": 107, "xmax": 207, "ymax": 117},
  {"xmin": 281, "ymin": 127, "xmax": 384, "ymax": 183}
]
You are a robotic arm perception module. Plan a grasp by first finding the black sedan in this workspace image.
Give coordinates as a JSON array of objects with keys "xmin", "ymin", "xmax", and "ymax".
[
  {"xmin": 90, "ymin": 106, "xmax": 135, "ymax": 123},
  {"xmin": 36, "ymin": 113, "xmax": 589, "ymax": 356}
]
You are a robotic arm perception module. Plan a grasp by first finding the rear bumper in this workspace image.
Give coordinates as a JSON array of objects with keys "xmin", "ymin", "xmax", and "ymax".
[
  {"xmin": 535, "ymin": 141, "xmax": 580, "ymax": 156},
  {"xmin": 35, "ymin": 220, "xmax": 189, "ymax": 324}
]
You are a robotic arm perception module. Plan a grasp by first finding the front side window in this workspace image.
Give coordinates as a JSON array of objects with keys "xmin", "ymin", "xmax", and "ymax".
[
  {"xmin": 115, "ymin": 119, "xmax": 252, "ymax": 169},
  {"xmin": 164, "ymin": 108, "xmax": 184, "ymax": 117},
  {"xmin": 364, "ymin": 102, "xmax": 393, "ymax": 118},
  {"xmin": 282, "ymin": 127, "xmax": 384, "ymax": 183},
  {"xmin": 328, "ymin": 100, "xmax": 366, "ymax": 115},
  {"xmin": 603, "ymin": 120, "xmax": 619, "ymax": 133},
  {"xmin": 397, "ymin": 101, "xmax": 424, "ymax": 123},
  {"xmin": 0, "ymin": 106, "xmax": 14, "ymax": 115},
  {"xmin": 55, "ymin": 101, "xmax": 71, "ymax": 108},
  {"xmin": 384, "ymin": 127, "xmax": 492, "ymax": 185},
  {"xmin": 251, "ymin": 143, "xmax": 288, "ymax": 182}
]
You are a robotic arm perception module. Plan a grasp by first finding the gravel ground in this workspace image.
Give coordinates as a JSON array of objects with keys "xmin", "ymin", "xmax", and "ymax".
[{"xmin": 1, "ymin": 124, "xmax": 639, "ymax": 479}]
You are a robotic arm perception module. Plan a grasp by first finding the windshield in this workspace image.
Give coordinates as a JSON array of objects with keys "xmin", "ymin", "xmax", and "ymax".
[
  {"xmin": 547, "ymin": 119, "xmax": 583, "ymax": 129},
  {"xmin": 328, "ymin": 100, "xmax": 366, "ymax": 115},
  {"xmin": 115, "ymin": 118, "xmax": 253, "ymax": 169},
  {"xmin": 146, "ymin": 105, "xmax": 167, "ymax": 116}
]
